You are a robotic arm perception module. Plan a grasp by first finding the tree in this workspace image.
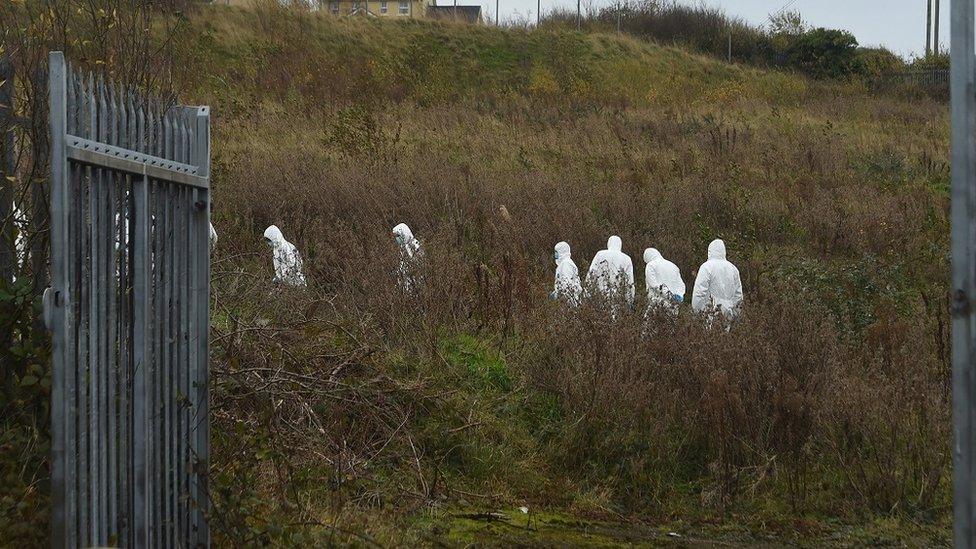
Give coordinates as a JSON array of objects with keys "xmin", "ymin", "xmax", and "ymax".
[{"xmin": 767, "ymin": 10, "xmax": 806, "ymax": 37}]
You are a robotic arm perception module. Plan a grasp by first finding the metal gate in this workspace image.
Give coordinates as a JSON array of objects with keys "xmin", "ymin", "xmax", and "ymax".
[{"xmin": 45, "ymin": 51, "xmax": 211, "ymax": 547}]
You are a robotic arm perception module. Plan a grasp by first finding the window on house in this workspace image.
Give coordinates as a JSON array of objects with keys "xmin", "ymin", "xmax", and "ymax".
[
  {"xmin": 380, "ymin": 1, "xmax": 388, "ymax": 13},
  {"xmin": 398, "ymin": 0, "xmax": 408, "ymax": 14},
  {"xmin": 329, "ymin": 1, "xmax": 339, "ymax": 12}
]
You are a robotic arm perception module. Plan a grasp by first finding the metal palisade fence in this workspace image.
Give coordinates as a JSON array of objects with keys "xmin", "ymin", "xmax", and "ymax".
[
  {"xmin": 894, "ymin": 69, "xmax": 950, "ymax": 88},
  {"xmin": 45, "ymin": 51, "xmax": 211, "ymax": 547}
]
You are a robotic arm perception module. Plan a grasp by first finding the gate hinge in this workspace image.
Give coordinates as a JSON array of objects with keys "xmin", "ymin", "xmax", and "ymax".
[
  {"xmin": 952, "ymin": 289, "xmax": 971, "ymax": 318},
  {"xmin": 42, "ymin": 287, "xmax": 61, "ymax": 331}
]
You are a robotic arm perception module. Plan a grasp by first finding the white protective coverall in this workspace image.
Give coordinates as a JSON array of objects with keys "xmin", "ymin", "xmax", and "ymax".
[
  {"xmin": 392, "ymin": 223, "xmax": 423, "ymax": 289},
  {"xmin": 585, "ymin": 235, "xmax": 635, "ymax": 307},
  {"xmin": 551, "ymin": 241, "xmax": 582, "ymax": 304},
  {"xmin": 691, "ymin": 239, "xmax": 743, "ymax": 318},
  {"xmin": 209, "ymin": 222, "xmax": 218, "ymax": 251},
  {"xmin": 643, "ymin": 248, "xmax": 686, "ymax": 309},
  {"xmin": 263, "ymin": 225, "xmax": 306, "ymax": 287},
  {"xmin": 8, "ymin": 202, "xmax": 26, "ymax": 283},
  {"xmin": 13, "ymin": 202, "xmax": 26, "ymax": 268}
]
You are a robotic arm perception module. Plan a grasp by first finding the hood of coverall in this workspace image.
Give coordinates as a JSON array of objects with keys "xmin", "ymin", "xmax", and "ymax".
[
  {"xmin": 264, "ymin": 225, "xmax": 286, "ymax": 248},
  {"xmin": 393, "ymin": 223, "xmax": 415, "ymax": 247},
  {"xmin": 554, "ymin": 241, "xmax": 572, "ymax": 265},
  {"xmin": 707, "ymin": 239, "xmax": 727, "ymax": 261},
  {"xmin": 607, "ymin": 235, "xmax": 622, "ymax": 253},
  {"xmin": 643, "ymin": 247, "xmax": 662, "ymax": 264}
]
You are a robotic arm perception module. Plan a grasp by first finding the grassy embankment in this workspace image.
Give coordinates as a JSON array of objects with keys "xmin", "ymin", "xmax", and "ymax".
[{"xmin": 174, "ymin": 5, "xmax": 950, "ymax": 545}]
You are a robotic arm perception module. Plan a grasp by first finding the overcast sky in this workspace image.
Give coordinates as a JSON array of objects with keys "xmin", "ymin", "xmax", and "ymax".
[{"xmin": 475, "ymin": 0, "xmax": 951, "ymax": 58}]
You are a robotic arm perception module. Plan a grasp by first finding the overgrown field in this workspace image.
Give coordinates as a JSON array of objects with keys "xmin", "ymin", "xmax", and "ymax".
[{"xmin": 1, "ymin": 2, "xmax": 953, "ymax": 546}]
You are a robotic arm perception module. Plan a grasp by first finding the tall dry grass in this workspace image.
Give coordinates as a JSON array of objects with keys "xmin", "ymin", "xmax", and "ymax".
[
  {"xmin": 0, "ymin": 2, "xmax": 952, "ymax": 543},
  {"xmin": 205, "ymin": 70, "xmax": 950, "ymax": 540}
]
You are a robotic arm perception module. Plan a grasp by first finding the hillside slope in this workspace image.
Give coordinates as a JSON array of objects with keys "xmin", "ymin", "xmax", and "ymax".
[
  {"xmin": 184, "ymin": 5, "xmax": 951, "ymax": 546},
  {"xmin": 187, "ymin": 5, "xmax": 807, "ymax": 109}
]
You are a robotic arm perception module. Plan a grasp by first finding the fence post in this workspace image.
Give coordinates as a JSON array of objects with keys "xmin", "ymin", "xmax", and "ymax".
[
  {"xmin": 47, "ymin": 50, "xmax": 71, "ymax": 549},
  {"xmin": 132, "ymin": 172, "xmax": 150, "ymax": 547},
  {"xmin": 951, "ymin": 0, "xmax": 976, "ymax": 546},
  {"xmin": 191, "ymin": 105, "xmax": 211, "ymax": 548}
]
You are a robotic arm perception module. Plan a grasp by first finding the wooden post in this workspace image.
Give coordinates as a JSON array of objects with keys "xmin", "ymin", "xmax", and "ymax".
[
  {"xmin": 935, "ymin": 0, "xmax": 941, "ymax": 55},
  {"xmin": 951, "ymin": 0, "xmax": 976, "ymax": 545}
]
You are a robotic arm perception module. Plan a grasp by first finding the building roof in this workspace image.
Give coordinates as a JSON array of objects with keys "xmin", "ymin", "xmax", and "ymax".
[{"xmin": 427, "ymin": 5, "xmax": 482, "ymax": 23}]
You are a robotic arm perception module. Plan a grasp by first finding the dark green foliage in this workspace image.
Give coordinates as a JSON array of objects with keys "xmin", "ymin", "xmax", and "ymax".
[
  {"xmin": 910, "ymin": 51, "xmax": 949, "ymax": 71},
  {"xmin": 0, "ymin": 276, "xmax": 50, "ymax": 547},
  {"xmin": 786, "ymin": 28, "xmax": 861, "ymax": 79},
  {"xmin": 857, "ymin": 47, "xmax": 907, "ymax": 79}
]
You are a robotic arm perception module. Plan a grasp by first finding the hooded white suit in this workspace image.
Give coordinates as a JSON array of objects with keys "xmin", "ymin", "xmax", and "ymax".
[
  {"xmin": 552, "ymin": 241, "xmax": 582, "ymax": 305},
  {"xmin": 113, "ymin": 208, "xmax": 216, "ymax": 254},
  {"xmin": 393, "ymin": 223, "xmax": 423, "ymax": 290},
  {"xmin": 209, "ymin": 222, "xmax": 218, "ymax": 251},
  {"xmin": 585, "ymin": 235, "xmax": 635, "ymax": 306},
  {"xmin": 643, "ymin": 248, "xmax": 685, "ymax": 309},
  {"xmin": 691, "ymin": 239, "xmax": 742, "ymax": 318},
  {"xmin": 263, "ymin": 225, "xmax": 306, "ymax": 287},
  {"xmin": 7, "ymin": 202, "xmax": 26, "ymax": 283}
]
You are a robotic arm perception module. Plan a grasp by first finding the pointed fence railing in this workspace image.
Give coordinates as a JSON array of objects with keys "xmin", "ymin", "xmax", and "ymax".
[{"xmin": 45, "ymin": 51, "xmax": 211, "ymax": 548}]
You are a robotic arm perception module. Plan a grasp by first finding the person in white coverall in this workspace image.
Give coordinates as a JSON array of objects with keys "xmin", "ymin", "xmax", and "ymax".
[
  {"xmin": 263, "ymin": 225, "xmax": 306, "ymax": 287},
  {"xmin": 209, "ymin": 222, "xmax": 218, "ymax": 251},
  {"xmin": 643, "ymin": 247, "xmax": 685, "ymax": 313},
  {"xmin": 585, "ymin": 235, "xmax": 635, "ymax": 308},
  {"xmin": 691, "ymin": 239, "xmax": 743, "ymax": 319},
  {"xmin": 551, "ymin": 241, "xmax": 582, "ymax": 305},
  {"xmin": 113, "ymin": 207, "xmax": 217, "ymax": 253},
  {"xmin": 392, "ymin": 223, "xmax": 423, "ymax": 290}
]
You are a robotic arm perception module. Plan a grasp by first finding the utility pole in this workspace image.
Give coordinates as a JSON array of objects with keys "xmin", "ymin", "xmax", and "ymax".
[
  {"xmin": 495, "ymin": 0, "xmax": 499, "ymax": 25},
  {"xmin": 934, "ymin": 0, "xmax": 941, "ymax": 55},
  {"xmin": 616, "ymin": 1, "xmax": 621, "ymax": 33},
  {"xmin": 728, "ymin": 29, "xmax": 732, "ymax": 63},
  {"xmin": 576, "ymin": 0, "xmax": 580, "ymax": 30},
  {"xmin": 950, "ymin": 0, "xmax": 976, "ymax": 546},
  {"xmin": 927, "ymin": 0, "xmax": 933, "ymax": 56},
  {"xmin": 537, "ymin": 0, "xmax": 540, "ymax": 26}
]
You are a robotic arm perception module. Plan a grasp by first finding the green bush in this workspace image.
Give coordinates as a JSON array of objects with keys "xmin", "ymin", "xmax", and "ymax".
[
  {"xmin": 857, "ymin": 47, "xmax": 907, "ymax": 79},
  {"xmin": 909, "ymin": 51, "xmax": 949, "ymax": 71},
  {"xmin": 786, "ymin": 28, "xmax": 862, "ymax": 79}
]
